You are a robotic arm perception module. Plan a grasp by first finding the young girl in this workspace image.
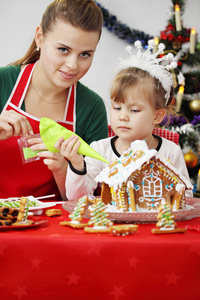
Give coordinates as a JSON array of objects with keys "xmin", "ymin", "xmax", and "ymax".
[
  {"xmin": 55, "ymin": 40, "xmax": 192, "ymax": 200},
  {"xmin": 0, "ymin": 0, "xmax": 108, "ymax": 199}
]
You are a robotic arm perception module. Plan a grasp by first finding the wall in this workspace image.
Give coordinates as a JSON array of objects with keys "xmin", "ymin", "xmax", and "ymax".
[{"xmin": 0, "ymin": 0, "xmax": 199, "ymax": 123}]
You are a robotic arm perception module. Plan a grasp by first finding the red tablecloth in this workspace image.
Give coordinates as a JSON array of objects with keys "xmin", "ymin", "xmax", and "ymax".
[{"xmin": 0, "ymin": 203, "xmax": 200, "ymax": 300}]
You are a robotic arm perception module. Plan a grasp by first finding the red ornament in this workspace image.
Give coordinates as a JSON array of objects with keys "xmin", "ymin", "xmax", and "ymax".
[{"xmin": 170, "ymin": 97, "xmax": 176, "ymax": 106}]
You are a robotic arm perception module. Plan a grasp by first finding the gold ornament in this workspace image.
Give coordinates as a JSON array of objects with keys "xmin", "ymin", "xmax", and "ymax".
[
  {"xmin": 184, "ymin": 150, "xmax": 198, "ymax": 168},
  {"xmin": 189, "ymin": 99, "xmax": 200, "ymax": 114},
  {"xmin": 172, "ymin": 41, "xmax": 182, "ymax": 50}
]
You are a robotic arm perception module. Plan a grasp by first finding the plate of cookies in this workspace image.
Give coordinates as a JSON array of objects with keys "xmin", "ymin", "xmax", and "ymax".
[
  {"xmin": 0, "ymin": 217, "xmax": 48, "ymax": 231},
  {"xmin": 0, "ymin": 195, "xmax": 60, "ymax": 214},
  {"xmin": 0, "ymin": 204, "xmax": 48, "ymax": 230}
]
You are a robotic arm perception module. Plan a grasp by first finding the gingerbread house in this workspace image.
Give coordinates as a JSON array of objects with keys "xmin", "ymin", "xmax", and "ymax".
[{"xmin": 95, "ymin": 140, "xmax": 193, "ymax": 212}]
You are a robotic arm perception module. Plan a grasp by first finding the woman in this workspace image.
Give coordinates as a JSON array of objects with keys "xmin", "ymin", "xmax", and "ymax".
[{"xmin": 0, "ymin": 0, "xmax": 108, "ymax": 199}]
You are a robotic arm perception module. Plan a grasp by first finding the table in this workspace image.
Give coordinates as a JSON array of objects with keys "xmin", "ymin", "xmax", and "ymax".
[{"xmin": 0, "ymin": 202, "xmax": 200, "ymax": 300}]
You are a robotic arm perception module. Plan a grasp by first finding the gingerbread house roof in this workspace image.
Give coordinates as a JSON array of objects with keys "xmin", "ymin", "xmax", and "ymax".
[{"xmin": 95, "ymin": 140, "xmax": 193, "ymax": 190}]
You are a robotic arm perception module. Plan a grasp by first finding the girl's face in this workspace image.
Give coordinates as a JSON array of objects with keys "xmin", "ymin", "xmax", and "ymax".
[
  {"xmin": 110, "ymin": 84, "xmax": 164, "ymax": 146},
  {"xmin": 35, "ymin": 20, "xmax": 99, "ymax": 90}
]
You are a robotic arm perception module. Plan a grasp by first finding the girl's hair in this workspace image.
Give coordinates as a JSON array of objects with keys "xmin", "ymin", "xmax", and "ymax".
[
  {"xmin": 110, "ymin": 67, "xmax": 175, "ymax": 118},
  {"xmin": 11, "ymin": 0, "xmax": 103, "ymax": 66}
]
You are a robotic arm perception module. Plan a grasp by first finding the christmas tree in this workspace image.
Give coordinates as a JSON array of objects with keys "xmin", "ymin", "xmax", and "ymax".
[
  {"xmin": 159, "ymin": 0, "xmax": 200, "ymax": 116},
  {"xmin": 158, "ymin": 0, "xmax": 200, "ymax": 183}
]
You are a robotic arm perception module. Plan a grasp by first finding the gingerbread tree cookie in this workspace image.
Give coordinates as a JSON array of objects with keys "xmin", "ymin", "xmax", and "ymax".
[
  {"xmin": 60, "ymin": 195, "xmax": 89, "ymax": 228},
  {"xmin": 85, "ymin": 199, "xmax": 113, "ymax": 233},
  {"xmin": 12, "ymin": 197, "xmax": 34, "ymax": 226},
  {"xmin": 152, "ymin": 203, "xmax": 186, "ymax": 234},
  {"xmin": 17, "ymin": 197, "xmax": 29, "ymax": 222}
]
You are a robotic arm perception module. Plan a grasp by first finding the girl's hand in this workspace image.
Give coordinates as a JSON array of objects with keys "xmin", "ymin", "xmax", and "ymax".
[
  {"xmin": 54, "ymin": 135, "xmax": 84, "ymax": 172},
  {"xmin": 0, "ymin": 110, "xmax": 33, "ymax": 140}
]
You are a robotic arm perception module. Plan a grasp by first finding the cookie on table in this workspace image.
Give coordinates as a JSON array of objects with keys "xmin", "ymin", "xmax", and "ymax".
[
  {"xmin": 151, "ymin": 228, "xmax": 186, "ymax": 234},
  {"xmin": 84, "ymin": 226, "xmax": 111, "ymax": 233},
  {"xmin": 60, "ymin": 196, "xmax": 89, "ymax": 228},
  {"xmin": 60, "ymin": 221, "xmax": 88, "ymax": 228},
  {"xmin": 45, "ymin": 209, "xmax": 62, "ymax": 217},
  {"xmin": 151, "ymin": 203, "xmax": 186, "ymax": 234},
  {"xmin": 110, "ymin": 224, "xmax": 138, "ymax": 236}
]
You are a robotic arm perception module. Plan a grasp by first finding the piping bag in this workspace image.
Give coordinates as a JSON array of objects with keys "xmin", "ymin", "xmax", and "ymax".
[{"xmin": 39, "ymin": 117, "xmax": 109, "ymax": 164}]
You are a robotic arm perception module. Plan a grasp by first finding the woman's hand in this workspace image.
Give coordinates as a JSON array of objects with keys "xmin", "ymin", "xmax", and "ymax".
[
  {"xmin": 54, "ymin": 135, "xmax": 84, "ymax": 172},
  {"xmin": 0, "ymin": 110, "xmax": 33, "ymax": 140},
  {"xmin": 28, "ymin": 136, "xmax": 68, "ymax": 200},
  {"xmin": 28, "ymin": 136, "xmax": 66, "ymax": 172}
]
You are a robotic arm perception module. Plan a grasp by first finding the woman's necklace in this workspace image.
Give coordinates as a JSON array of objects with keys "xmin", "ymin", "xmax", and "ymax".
[{"xmin": 31, "ymin": 82, "xmax": 67, "ymax": 104}]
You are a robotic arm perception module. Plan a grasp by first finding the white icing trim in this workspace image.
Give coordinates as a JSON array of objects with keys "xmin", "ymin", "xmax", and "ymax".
[
  {"xmin": 96, "ymin": 140, "xmax": 193, "ymax": 190},
  {"xmin": 127, "ymin": 181, "xmax": 134, "ymax": 188}
]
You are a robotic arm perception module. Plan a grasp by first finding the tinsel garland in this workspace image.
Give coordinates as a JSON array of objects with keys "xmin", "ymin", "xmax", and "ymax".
[
  {"xmin": 160, "ymin": 114, "xmax": 200, "ymax": 152},
  {"xmin": 95, "ymin": 1, "xmax": 153, "ymax": 47}
]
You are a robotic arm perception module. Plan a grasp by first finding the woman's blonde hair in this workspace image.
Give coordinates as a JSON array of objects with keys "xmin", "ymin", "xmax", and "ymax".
[
  {"xmin": 11, "ymin": 0, "xmax": 103, "ymax": 66},
  {"xmin": 110, "ymin": 67, "xmax": 175, "ymax": 119}
]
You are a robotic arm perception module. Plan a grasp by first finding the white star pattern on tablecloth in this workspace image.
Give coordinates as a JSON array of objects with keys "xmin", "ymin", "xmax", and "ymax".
[
  {"xmin": 110, "ymin": 285, "xmax": 125, "ymax": 300},
  {"xmin": 31, "ymin": 256, "xmax": 42, "ymax": 269},
  {"xmin": 13, "ymin": 285, "xmax": 28, "ymax": 300},
  {"xmin": 67, "ymin": 271, "xmax": 81, "ymax": 285},
  {"xmin": 49, "ymin": 233, "xmax": 61, "ymax": 238},
  {"xmin": 86, "ymin": 241, "xmax": 104, "ymax": 257},
  {"xmin": 188, "ymin": 243, "xmax": 200, "ymax": 256},
  {"xmin": 128, "ymin": 256, "xmax": 140, "ymax": 268},
  {"xmin": 0, "ymin": 241, "xmax": 8, "ymax": 258},
  {"xmin": 166, "ymin": 271, "xmax": 180, "ymax": 285}
]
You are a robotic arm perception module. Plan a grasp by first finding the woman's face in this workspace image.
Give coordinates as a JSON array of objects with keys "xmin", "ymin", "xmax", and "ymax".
[{"xmin": 35, "ymin": 20, "xmax": 99, "ymax": 90}]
